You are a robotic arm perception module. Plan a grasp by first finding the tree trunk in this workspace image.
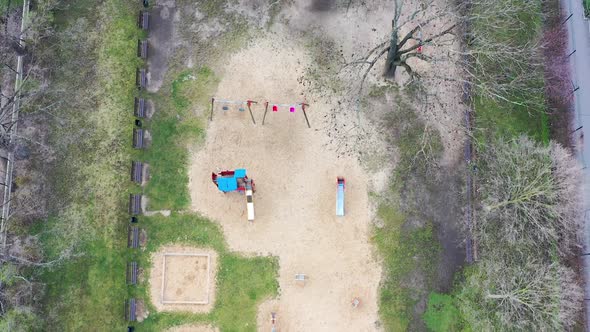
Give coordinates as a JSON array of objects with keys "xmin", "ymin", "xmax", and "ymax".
[{"xmin": 384, "ymin": 27, "xmax": 399, "ymax": 78}]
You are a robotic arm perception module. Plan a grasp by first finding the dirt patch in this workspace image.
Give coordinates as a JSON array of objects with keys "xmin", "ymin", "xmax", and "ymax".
[
  {"xmin": 147, "ymin": 0, "xmax": 179, "ymax": 92},
  {"xmin": 149, "ymin": 245, "xmax": 218, "ymax": 313},
  {"xmin": 165, "ymin": 324, "xmax": 219, "ymax": 332},
  {"xmin": 136, "ymin": 299, "xmax": 149, "ymax": 322}
]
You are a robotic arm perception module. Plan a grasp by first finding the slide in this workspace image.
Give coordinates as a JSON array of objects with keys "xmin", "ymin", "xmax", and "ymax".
[{"xmin": 336, "ymin": 177, "xmax": 345, "ymax": 216}]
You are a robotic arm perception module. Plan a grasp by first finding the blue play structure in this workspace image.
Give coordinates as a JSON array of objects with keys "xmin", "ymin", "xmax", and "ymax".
[
  {"xmin": 336, "ymin": 177, "xmax": 345, "ymax": 216},
  {"xmin": 211, "ymin": 168, "xmax": 256, "ymax": 222},
  {"xmin": 212, "ymin": 169, "xmax": 247, "ymax": 192}
]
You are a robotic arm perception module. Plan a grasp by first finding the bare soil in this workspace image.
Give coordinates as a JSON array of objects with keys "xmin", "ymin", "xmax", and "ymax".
[{"xmin": 147, "ymin": 0, "xmax": 179, "ymax": 92}]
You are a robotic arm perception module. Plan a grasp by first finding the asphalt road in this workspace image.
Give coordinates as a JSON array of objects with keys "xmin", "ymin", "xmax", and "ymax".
[{"xmin": 562, "ymin": 0, "xmax": 590, "ymax": 329}]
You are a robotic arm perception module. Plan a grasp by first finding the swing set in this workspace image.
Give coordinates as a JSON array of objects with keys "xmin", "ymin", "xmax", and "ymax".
[
  {"xmin": 262, "ymin": 101, "xmax": 311, "ymax": 128},
  {"xmin": 209, "ymin": 97, "xmax": 311, "ymax": 128},
  {"xmin": 210, "ymin": 98, "xmax": 257, "ymax": 124}
]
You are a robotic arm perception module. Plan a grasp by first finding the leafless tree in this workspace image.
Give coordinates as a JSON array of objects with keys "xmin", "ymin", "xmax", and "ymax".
[
  {"xmin": 460, "ymin": 259, "xmax": 583, "ymax": 331},
  {"xmin": 542, "ymin": 18, "xmax": 572, "ymax": 109},
  {"xmin": 461, "ymin": 0, "xmax": 547, "ymax": 109},
  {"xmin": 476, "ymin": 136, "xmax": 583, "ymax": 257},
  {"xmin": 344, "ymin": 0, "xmax": 548, "ymax": 110},
  {"xmin": 344, "ymin": 0, "xmax": 457, "ymax": 93}
]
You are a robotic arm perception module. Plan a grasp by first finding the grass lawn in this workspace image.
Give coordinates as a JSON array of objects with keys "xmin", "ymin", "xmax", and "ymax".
[
  {"xmin": 132, "ymin": 213, "xmax": 279, "ymax": 331},
  {"xmin": 475, "ymin": 95, "xmax": 550, "ymax": 143}
]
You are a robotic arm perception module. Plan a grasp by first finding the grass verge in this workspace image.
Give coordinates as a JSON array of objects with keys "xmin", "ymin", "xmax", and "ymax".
[
  {"xmin": 140, "ymin": 68, "xmax": 219, "ymax": 210},
  {"xmin": 372, "ymin": 92, "xmax": 443, "ymax": 331},
  {"xmin": 423, "ymin": 292, "xmax": 464, "ymax": 332},
  {"xmin": 374, "ymin": 203, "xmax": 440, "ymax": 331}
]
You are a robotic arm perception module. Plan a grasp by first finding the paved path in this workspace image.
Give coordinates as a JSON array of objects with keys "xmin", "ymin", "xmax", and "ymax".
[{"xmin": 562, "ymin": 0, "xmax": 590, "ymax": 329}]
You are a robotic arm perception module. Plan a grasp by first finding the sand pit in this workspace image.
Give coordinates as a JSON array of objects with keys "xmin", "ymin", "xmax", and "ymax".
[
  {"xmin": 149, "ymin": 245, "xmax": 218, "ymax": 313},
  {"xmin": 162, "ymin": 254, "xmax": 211, "ymax": 304}
]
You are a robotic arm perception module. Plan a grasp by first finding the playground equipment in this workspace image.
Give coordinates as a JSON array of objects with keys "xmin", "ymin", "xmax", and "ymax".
[
  {"xmin": 352, "ymin": 297, "xmax": 360, "ymax": 308},
  {"xmin": 262, "ymin": 101, "xmax": 311, "ymax": 128},
  {"xmin": 295, "ymin": 273, "xmax": 307, "ymax": 282},
  {"xmin": 270, "ymin": 312, "xmax": 277, "ymax": 332},
  {"xmin": 336, "ymin": 177, "xmax": 345, "ymax": 216},
  {"xmin": 212, "ymin": 169, "xmax": 255, "ymax": 222},
  {"xmin": 210, "ymin": 98, "xmax": 257, "ymax": 124}
]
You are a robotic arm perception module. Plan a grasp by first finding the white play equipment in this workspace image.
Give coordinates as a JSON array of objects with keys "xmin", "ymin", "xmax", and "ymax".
[
  {"xmin": 336, "ymin": 177, "xmax": 345, "ymax": 216},
  {"xmin": 212, "ymin": 169, "xmax": 256, "ymax": 222}
]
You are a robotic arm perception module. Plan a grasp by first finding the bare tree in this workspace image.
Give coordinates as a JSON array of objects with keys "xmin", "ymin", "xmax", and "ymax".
[
  {"xmin": 476, "ymin": 136, "xmax": 583, "ymax": 257},
  {"xmin": 345, "ymin": 0, "xmax": 457, "ymax": 93},
  {"xmin": 345, "ymin": 0, "xmax": 547, "ymax": 110},
  {"xmin": 459, "ymin": 259, "xmax": 583, "ymax": 331},
  {"xmin": 542, "ymin": 18, "xmax": 572, "ymax": 108},
  {"xmin": 456, "ymin": 0, "xmax": 550, "ymax": 111}
]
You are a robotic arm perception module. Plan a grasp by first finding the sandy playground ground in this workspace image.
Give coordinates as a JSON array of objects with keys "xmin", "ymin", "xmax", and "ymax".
[{"xmin": 189, "ymin": 33, "xmax": 384, "ymax": 332}]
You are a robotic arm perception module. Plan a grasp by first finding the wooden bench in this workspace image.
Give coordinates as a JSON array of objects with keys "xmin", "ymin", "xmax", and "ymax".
[
  {"xmin": 129, "ymin": 194, "xmax": 142, "ymax": 215},
  {"xmin": 137, "ymin": 11, "xmax": 149, "ymax": 30},
  {"xmin": 125, "ymin": 298, "xmax": 137, "ymax": 321},
  {"xmin": 131, "ymin": 161, "xmax": 144, "ymax": 183},
  {"xmin": 132, "ymin": 128, "xmax": 144, "ymax": 149},
  {"xmin": 136, "ymin": 68, "xmax": 147, "ymax": 89},
  {"xmin": 137, "ymin": 40, "xmax": 148, "ymax": 59},
  {"xmin": 134, "ymin": 97, "xmax": 147, "ymax": 118},
  {"xmin": 128, "ymin": 226, "xmax": 140, "ymax": 248},
  {"xmin": 127, "ymin": 261, "xmax": 138, "ymax": 285}
]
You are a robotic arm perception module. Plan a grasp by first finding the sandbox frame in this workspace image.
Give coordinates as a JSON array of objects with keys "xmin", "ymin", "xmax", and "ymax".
[{"xmin": 161, "ymin": 252, "xmax": 211, "ymax": 305}]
